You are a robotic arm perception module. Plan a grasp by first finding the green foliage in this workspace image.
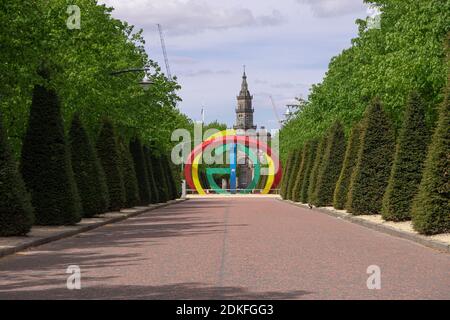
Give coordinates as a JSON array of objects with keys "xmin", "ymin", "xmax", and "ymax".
[
  {"xmin": 307, "ymin": 138, "xmax": 326, "ymax": 204},
  {"xmin": 412, "ymin": 69, "xmax": 450, "ymax": 235},
  {"xmin": 382, "ymin": 92, "xmax": 430, "ymax": 221},
  {"xmin": 280, "ymin": 151, "xmax": 294, "ymax": 199},
  {"xmin": 120, "ymin": 141, "xmax": 140, "ymax": 208},
  {"xmin": 69, "ymin": 114, "xmax": 109, "ymax": 218},
  {"xmin": 96, "ymin": 119, "xmax": 125, "ymax": 211},
  {"xmin": 153, "ymin": 154, "xmax": 170, "ymax": 203},
  {"xmin": 20, "ymin": 81, "xmax": 81, "ymax": 225},
  {"xmin": 333, "ymin": 124, "xmax": 361, "ymax": 210},
  {"xmin": 143, "ymin": 146, "xmax": 159, "ymax": 204},
  {"xmin": 280, "ymin": 1, "xmax": 449, "ymax": 161},
  {"xmin": 0, "ymin": 114, "xmax": 34, "ymax": 236},
  {"xmin": 163, "ymin": 155, "xmax": 179, "ymax": 200},
  {"xmin": 299, "ymin": 140, "xmax": 318, "ymax": 203},
  {"xmin": 347, "ymin": 99, "xmax": 395, "ymax": 215},
  {"xmin": 130, "ymin": 138, "xmax": 151, "ymax": 205},
  {"xmin": 292, "ymin": 146, "xmax": 309, "ymax": 202},
  {"xmin": 314, "ymin": 122, "xmax": 346, "ymax": 207},
  {"xmin": 286, "ymin": 149, "xmax": 302, "ymax": 200}
]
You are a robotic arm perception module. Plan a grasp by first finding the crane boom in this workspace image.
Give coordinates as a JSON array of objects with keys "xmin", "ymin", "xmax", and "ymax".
[
  {"xmin": 269, "ymin": 95, "xmax": 283, "ymax": 126},
  {"xmin": 157, "ymin": 24, "xmax": 172, "ymax": 81}
]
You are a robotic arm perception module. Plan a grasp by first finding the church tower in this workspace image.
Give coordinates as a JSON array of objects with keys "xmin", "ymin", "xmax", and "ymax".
[{"xmin": 234, "ymin": 69, "xmax": 257, "ymax": 131}]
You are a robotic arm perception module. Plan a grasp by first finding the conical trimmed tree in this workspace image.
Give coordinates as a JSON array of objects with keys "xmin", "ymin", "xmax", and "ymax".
[
  {"xmin": 153, "ymin": 153, "xmax": 170, "ymax": 203},
  {"xmin": 292, "ymin": 145, "xmax": 309, "ymax": 202},
  {"xmin": 0, "ymin": 114, "xmax": 34, "ymax": 236},
  {"xmin": 130, "ymin": 138, "xmax": 151, "ymax": 205},
  {"xmin": 69, "ymin": 114, "xmax": 109, "ymax": 218},
  {"xmin": 286, "ymin": 149, "xmax": 302, "ymax": 200},
  {"xmin": 411, "ymin": 69, "xmax": 450, "ymax": 234},
  {"xmin": 299, "ymin": 139, "xmax": 318, "ymax": 203},
  {"xmin": 307, "ymin": 137, "xmax": 326, "ymax": 204},
  {"xmin": 334, "ymin": 124, "xmax": 361, "ymax": 210},
  {"xmin": 347, "ymin": 98, "xmax": 395, "ymax": 215},
  {"xmin": 143, "ymin": 146, "xmax": 159, "ymax": 204},
  {"xmin": 163, "ymin": 155, "xmax": 178, "ymax": 200},
  {"xmin": 382, "ymin": 92, "xmax": 430, "ymax": 221},
  {"xmin": 96, "ymin": 119, "xmax": 125, "ymax": 211},
  {"xmin": 280, "ymin": 151, "xmax": 294, "ymax": 199},
  {"xmin": 314, "ymin": 122, "xmax": 346, "ymax": 207},
  {"xmin": 120, "ymin": 141, "xmax": 140, "ymax": 208},
  {"xmin": 21, "ymin": 78, "xmax": 81, "ymax": 225}
]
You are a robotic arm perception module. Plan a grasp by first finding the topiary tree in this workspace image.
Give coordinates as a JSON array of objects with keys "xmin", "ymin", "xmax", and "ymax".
[
  {"xmin": 299, "ymin": 139, "xmax": 318, "ymax": 203},
  {"xmin": 21, "ymin": 75, "xmax": 81, "ymax": 225},
  {"xmin": 96, "ymin": 119, "xmax": 125, "ymax": 211},
  {"xmin": 69, "ymin": 114, "xmax": 109, "ymax": 218},
  {"xmin": 292, "ymin": 145, "xmax": 309, "ymax": 202},
  {"xmin": 130, "ymin": 138, "xmax": 151, "ymax": 205},
  {"xmin": 120, "ymin": 141, "xmax": 140, "ymax": 208},
  {"xmin": 286, "ymin": 149, "xmax": 302, "ymax": 200},
  {"xmin": 163, "ymin": 155, "xmax": 178, "ymax": 200},
  {"xmin": 411, "ymin": 63, "xmax": 450, "ymax": 234},
  {"xmin": 382, "ymin": 92, "xmax": 430, "ymax": 221},
  {"xmin": 307, "ymin": 137, "xmax": 326, "ymax": 204},
  {"xmin": 153, "ymin": 153, "xmax": 170, "ymax": 203},
  {"xmin": 280, "ymin": 151, "xmax": 295, "ymax": 199},
  {"xmin": 347, "ymin": 98, "xmax": 395, "ymax": 215},
  {"xmin": 143, "ymin": 146, "xmax": 159, "ymax": 204},
  {"xmin": 0, "ymin": 113, "xmax": 34, "ymax": 236},
  {"xmin": 314, "ymin": 122, "xmax": 346, "ymax": 207},
  {"xmin": 334, "ymin": 124, "xmax": 361, "ymax": 210}
]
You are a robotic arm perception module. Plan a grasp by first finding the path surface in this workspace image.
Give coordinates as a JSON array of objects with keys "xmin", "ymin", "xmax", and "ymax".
[{"xmin": 0, "ymin": 198, "xmax": 449, "ymax": 299}]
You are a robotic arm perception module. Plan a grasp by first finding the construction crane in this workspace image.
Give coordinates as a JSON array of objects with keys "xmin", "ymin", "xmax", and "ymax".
[
  {"xmin": 269, "ymin": 95, "xmax": 283, "ymax": 127},
  {"xmin": 157, "ymin": 24, "xmax": 172, "ymax": 81}
]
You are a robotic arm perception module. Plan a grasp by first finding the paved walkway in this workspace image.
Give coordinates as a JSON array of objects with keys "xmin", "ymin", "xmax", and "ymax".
[{"xmin": 0, "ymin": 198, "xmax": 449, "ymax": 299}]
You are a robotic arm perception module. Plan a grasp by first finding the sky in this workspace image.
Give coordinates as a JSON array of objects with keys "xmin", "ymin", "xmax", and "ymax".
[{"xmin": 99, "ymin": 0, "xmax": 371, "ymax": 130}]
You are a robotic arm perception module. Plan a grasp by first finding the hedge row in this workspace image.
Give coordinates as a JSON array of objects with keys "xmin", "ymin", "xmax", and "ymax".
[
  {"xmin": 282, "ymin": 89, "xmax": 449, "ymax": 235},
  {"xmin": 0, "ymin": 76, "xmax": 181, "ymax": 236}
]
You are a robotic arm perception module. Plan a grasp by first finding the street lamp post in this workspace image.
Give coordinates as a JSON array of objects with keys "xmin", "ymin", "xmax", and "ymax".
[{"xmin": 110, "ymin": 67, "xmax": 153, "ymax": 90}]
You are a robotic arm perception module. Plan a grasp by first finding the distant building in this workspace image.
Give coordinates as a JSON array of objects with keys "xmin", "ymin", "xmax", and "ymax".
[{"xmin": 233, "ymin": 70, "xmax": 270, "ymax": 190}]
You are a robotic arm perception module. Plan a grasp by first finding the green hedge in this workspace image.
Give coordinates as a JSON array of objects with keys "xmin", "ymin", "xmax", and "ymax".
[
  {"xmin": 280, "ymin": 151, "xmax": 294, "ymax": 199},
  {"xmin": 143, "ymin": 146, "xmax": 159, "ymax": 204},
  {"xmin": 314, "ymin": 122, "xmax": 346, "ymax": 207},
  {"xmin": 96, "ymin": 119, "xmax": 125, "ymax": 211},
  {"xmin": 0, "ymin": 114, "xmax": 34, "ymax": 236},
  {"xmin": 286, "ymin": 149, "xmax": 302, "ymax": 201},
  {"xmin": 299, "ymin": 139, "xmax": 318, "ymax": 203},
  {"xmin": 21, "ymin": 78, "xmax": 81, "ymax": 225},
  {"xmin": 120, "ymin": 141, "xmax": 140, "ymax": 208},
  {"xmin": 334, "ymin": 124, "xmax": 361, "ymax": 210},
  {"xmin": 382, "ymin": 92, "xmax": 430, "ymax": 221},
  {"xmin": 69, "ymin": 114, "xmax": 110, "ymax": 218},
  {"xmin": 347, "ymin": 99, "xmax": 395, "ymax": 215},
  {"xmin": 412, "ymin": 70, "xmax": 450, "ymax": 234},
  {"xmin": 308, "ymin": 138, "xmax": 326, "ymax": 205},
  {"xmin": 130, "ymin": 138, "xmax": 151, "ymax": 205},
  {"xmin": 292, "ymin": 146, "xmax": 308, "ymax": 202}
]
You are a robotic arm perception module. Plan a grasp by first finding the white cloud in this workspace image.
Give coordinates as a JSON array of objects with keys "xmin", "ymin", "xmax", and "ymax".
[
  {"xmin": 297, "ymin": 0, "xmax": 366, "ymax": 18},
  {"xmin": 100, "ymin": 0, "xmax": 283, "ymax": 35}
]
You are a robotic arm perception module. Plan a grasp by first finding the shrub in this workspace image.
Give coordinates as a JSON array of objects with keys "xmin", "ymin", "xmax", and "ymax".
[
  {"xmin": 307, "ymin": 138, "xmax": 326, "ymax": 204},
  {"xmin": 163, "ymin": 155, "xmax": 178, "ymax": 200},
  {"xmin": 143, "ymin": 146, "xmax": 159, "ymax": 204},
  {"xmin": 120, "ymin": 141, "xmax": 140, "ymax": 208},
  {"xmin": 153, "ymin": 153, "xmax": 170, "ymax": 203},
  {"xmin": 69, "ymin": 114, "xmax": 109, "ymax": 217},
  {"xmin": 299, "ymin": 139, "xmax": 318, "ymax": 203},
  {"xmin": 292, "ymin": 145, "xmax": 310, "ymax": 202},
  {"xmin": 314, "ymin": 122, "xmax": 346, "ymax": 207},
  {"xmin": 334, "ymin": 124, "xmax": 361, "ymax": 210},
  {"xmin": 286, "ymin": 149, "xmax": 302, "ymax": 200},
  {"xmin": 280, "ymin": 151, "xmax": 295, "ymax": 199},
  {"xmin": 347, "ymin": 99, "xmax": 395, "ymax": 215},
  {"xmin": 382, "ymin": 92, "xmax": 430, "ymax": 221},
  {"xmin": 21, "ymin": 78, "xmax": 81, "ymax": 225},
  {"xmin": 96, "ymin": 119, "xmax": 125, "ymax": 211},
  {"xmin": 130, "ymin": 138, "xmax": 151, "ymax": 205},
  {"xmin": 0, "ymin": 114, "xmax": 34, "ymax": 236},
  {"xmin": 411, "ymin": 65, "xmax": 450, "ymax": 234}
]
